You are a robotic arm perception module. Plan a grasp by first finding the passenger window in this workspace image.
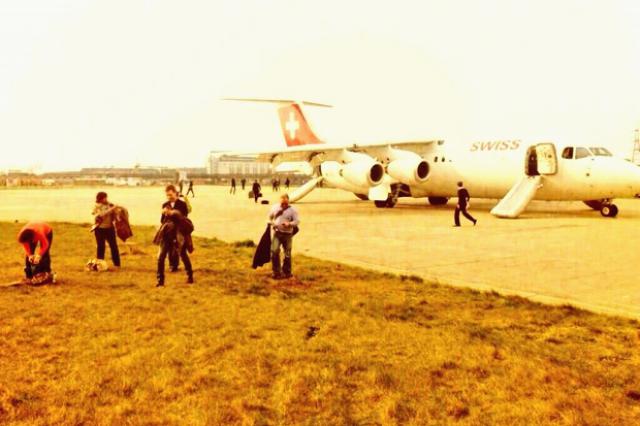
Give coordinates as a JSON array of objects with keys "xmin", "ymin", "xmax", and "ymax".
[
  {"xmin": 561, "ymin": 147, "xmax": 574, "ymax": 159},
  {"xmin": 575, "ymin": 147, "xmax": 591, "ymax": 159}
]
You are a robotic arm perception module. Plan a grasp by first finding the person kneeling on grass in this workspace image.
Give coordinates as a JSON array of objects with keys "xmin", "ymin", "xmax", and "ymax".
[
  {"xmin": 17, "ymin": 222, "xmax": 54, "ymax": 284},
  {"xmin": 269, "ymin": 194, "xmax": 299, "ymax": 279}
]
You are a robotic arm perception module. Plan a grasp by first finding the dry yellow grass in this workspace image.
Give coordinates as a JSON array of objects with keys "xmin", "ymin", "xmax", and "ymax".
[{"xmin": 1, "ymin": 221, "xmax": 640, "ymax": 425}]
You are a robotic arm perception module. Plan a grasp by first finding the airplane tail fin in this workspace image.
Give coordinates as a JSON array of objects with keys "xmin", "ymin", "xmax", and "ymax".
[
  {"xmin": 277, "ymin": 103, "xmax": 323, "ymax": 147},
  {"xmin": 223, "ymin": 98, "xmax": 331, "ymax": 147}
]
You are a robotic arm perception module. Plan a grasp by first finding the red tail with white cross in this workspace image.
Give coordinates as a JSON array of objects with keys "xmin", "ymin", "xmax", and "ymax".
[{"xmin": 277, "ymin": 103, "xmax": 323, "ymax": 147}]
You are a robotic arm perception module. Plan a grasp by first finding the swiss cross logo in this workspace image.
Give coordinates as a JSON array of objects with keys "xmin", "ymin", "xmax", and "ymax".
[{"xmin": 285, "ymin": 112, "xmax": 299, "ymax": 140}]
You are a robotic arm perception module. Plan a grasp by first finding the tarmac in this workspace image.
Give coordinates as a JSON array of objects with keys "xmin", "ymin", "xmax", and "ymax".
[{"xmin": 1, "ymin": 185, "xmax": 639, "ymax": 317}]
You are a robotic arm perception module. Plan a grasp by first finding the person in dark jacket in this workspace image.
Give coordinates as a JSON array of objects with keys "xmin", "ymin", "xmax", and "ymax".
[
  {"xmin": 186, "ymin": 180, "xmax": 195, "ymax": 197},
  {"xmin": 241, "ymin": 178, "xmax": 246, "ymax": 191},
  {"xmin": 157, "ymin": 185, "xmax": 193, "ymax": 287},
  {"xmin": 454, "ymin": 181, "xmax": 477, "ymax": 227},
  {"xmin": 92, "ymin": 192, "xmax": 121, "ymax": 268},
  {"xmin": 252, "ymin": 180, "xmax": 261, "ymax": 203},
  {"xmin": 230, "ymin": 178, "xmax": 237, "ymax": 194}
]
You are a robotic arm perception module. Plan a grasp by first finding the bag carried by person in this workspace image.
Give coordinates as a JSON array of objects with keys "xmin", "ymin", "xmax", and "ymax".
[{"xmin": 114, "ymin": 206, "xmax": 133, "ymax": 242}]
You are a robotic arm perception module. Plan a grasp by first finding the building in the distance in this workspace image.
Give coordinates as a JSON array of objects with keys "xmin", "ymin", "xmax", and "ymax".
[{"xmin": 207, "ymin": 152, "xmax": 271, "ymax": 176}]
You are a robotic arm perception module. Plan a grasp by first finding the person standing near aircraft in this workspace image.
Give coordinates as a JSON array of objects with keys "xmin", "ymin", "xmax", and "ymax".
[
  {"xmin": 285, "ymin": 177, "xmax": 290, "ymax": 190},
  {"xmin": 230, "ymin": 177, "xmax": 237, "ymax": 194},
  {"xmin": 454, "ymin": 181, "xmax": 477, "ymax": 227},
  {"xmin": 241, "ymin": 178, "xmax": 246, "ymax": 191},
  {"xmin": 269, "ymin": 194, "xmax": 299, "ymax": 279},
  {"xmin": 186, "ymin": 180, "xmax": 195, "ymax": 197},
  {"xmin": 92, "ymin": 192, "xmax": 121, "ymax": 268},
  {"xmin": 17, "ymin": 222, "xmax": 54, "ymax": 283},
  {"xmin": 252, "ymin": 180, "xmax": 261, "ymax": 203}
]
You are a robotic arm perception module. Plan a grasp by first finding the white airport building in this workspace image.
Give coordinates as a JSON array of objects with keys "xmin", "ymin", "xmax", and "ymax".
[{"xmin": 207, "ymin": 152, "xmax": 271, "ymax": 176}]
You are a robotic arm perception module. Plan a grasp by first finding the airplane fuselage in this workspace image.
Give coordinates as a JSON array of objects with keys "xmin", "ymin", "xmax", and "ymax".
[{"xmin": 409, "ymin": 141, "xmax": 640, "ymax": 202}]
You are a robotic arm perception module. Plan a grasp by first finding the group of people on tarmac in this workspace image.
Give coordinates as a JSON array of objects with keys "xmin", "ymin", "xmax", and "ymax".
[
  {"xmin": 16, "ymin": 184, "xmax": 196, "ymax": 287},
  {"xmin": 14, "ymin": 180, "xmax": 473, "ymax": 287},
  {"xmin": 271, "ymin": 178, "xmax": 291, "ymax": 192},
  {"xmin": 229, "ymin": 177, "xmax": 291, "ymax": 201}
]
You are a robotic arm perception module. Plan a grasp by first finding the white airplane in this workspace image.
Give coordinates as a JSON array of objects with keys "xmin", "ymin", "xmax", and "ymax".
[{"xmin": 226, "ymin": 99, "xmax": 640, "ymax": 218}]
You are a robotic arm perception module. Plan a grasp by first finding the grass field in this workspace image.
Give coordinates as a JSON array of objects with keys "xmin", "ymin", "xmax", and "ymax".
[{"xmin": 1, "ymin": 222, "xmax": 640, "ymax": 425}]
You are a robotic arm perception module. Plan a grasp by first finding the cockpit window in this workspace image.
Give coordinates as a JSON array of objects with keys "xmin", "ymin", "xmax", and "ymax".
[
  {"xmin": 589, "ymin": 147, "xmax": 612, "ymax": 156},
  {"xmin": 561, "ymin": 147, "xmax": 574, "ymax": 159},
  {"xmin": 575, "ymin": 147, "xmax": 591, "ymax": 159}
]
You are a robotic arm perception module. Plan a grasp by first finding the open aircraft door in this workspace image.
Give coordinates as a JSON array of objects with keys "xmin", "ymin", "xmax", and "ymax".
[
  {"xmin": 535, "ymin": 143, "xmax": 558, "ymax": 175},
  {"xmin": 493, "ymin": 142, "xmax": 556, "ymax": 218}
]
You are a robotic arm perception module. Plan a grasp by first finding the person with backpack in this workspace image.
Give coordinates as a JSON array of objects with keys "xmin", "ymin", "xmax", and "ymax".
[{"xmin": 268, "ymin": 193, "xmax": 299, "ymax": 279}]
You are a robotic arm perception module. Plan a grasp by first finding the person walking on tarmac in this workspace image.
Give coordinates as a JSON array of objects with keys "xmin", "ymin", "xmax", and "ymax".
[
  {"xmin": 252, "ymin": 180, "xmax": 261, "ymax": 203},
  {"xmin": 230, "ymin": 178, "xmax": 237, "ymax": 194},
  {"xmin": 241, "ymin": 178, "xmax": 246, "ymax": 191},
  {"xmin": 454, "ymin": 181, "xmax": 477, "ymax": 227},
  {"xmin": 186, "ymin": 180, "xmax": 195, "ymax": 197},
  {"xmin": 269, "ymin": 194, "xmax": 299, "ymax": 279}
]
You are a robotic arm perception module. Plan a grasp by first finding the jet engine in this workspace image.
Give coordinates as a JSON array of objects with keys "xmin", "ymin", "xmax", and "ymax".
[
  {"xmin": 319, "ymin": 156, "xmax": 384, "ymax": 193},
  {"xmin": 384, "ymin": 148, "xmax": 430, "ymax": 185},
  {"xmin": 340, "ymin": 158, "xmax": 385, "ymax": 187}
]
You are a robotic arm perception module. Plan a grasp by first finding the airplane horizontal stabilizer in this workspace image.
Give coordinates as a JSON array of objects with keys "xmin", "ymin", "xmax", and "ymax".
[{"xmin": 223, "ymin": 98, "xmax": 333, "ymax": 108}]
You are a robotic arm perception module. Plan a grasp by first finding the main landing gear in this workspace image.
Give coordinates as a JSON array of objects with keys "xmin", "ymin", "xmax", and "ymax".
[
  {"xmin": 600, "ymin": 203, "xmax": 619, "ymax": 218},
  {"xmin": 584, "ymin": 200, "xmax": 619, "ymax": 218},
  {"xmin": 374, "ymin": 194, "xmax": 398, "ymax": 208},
  {"xmin": 374, "ymin": 184, "xmax": 410, "ymax": 208}
]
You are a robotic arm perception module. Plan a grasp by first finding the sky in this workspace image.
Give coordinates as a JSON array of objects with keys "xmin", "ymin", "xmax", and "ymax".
[{"xmin": 1, "ymin": 0, "xmax": 640, "ymax": 172}]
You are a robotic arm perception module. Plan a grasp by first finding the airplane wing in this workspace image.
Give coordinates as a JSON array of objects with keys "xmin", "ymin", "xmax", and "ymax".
[{"xmin": 227, "ymin": 140, "xmax": 441, "ymax": 166}]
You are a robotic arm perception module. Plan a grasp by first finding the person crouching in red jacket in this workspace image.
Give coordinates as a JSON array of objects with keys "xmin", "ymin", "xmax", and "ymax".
[{"xmin": 17, "ymin": 222, "xmax": 53, "ymax": 281}]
